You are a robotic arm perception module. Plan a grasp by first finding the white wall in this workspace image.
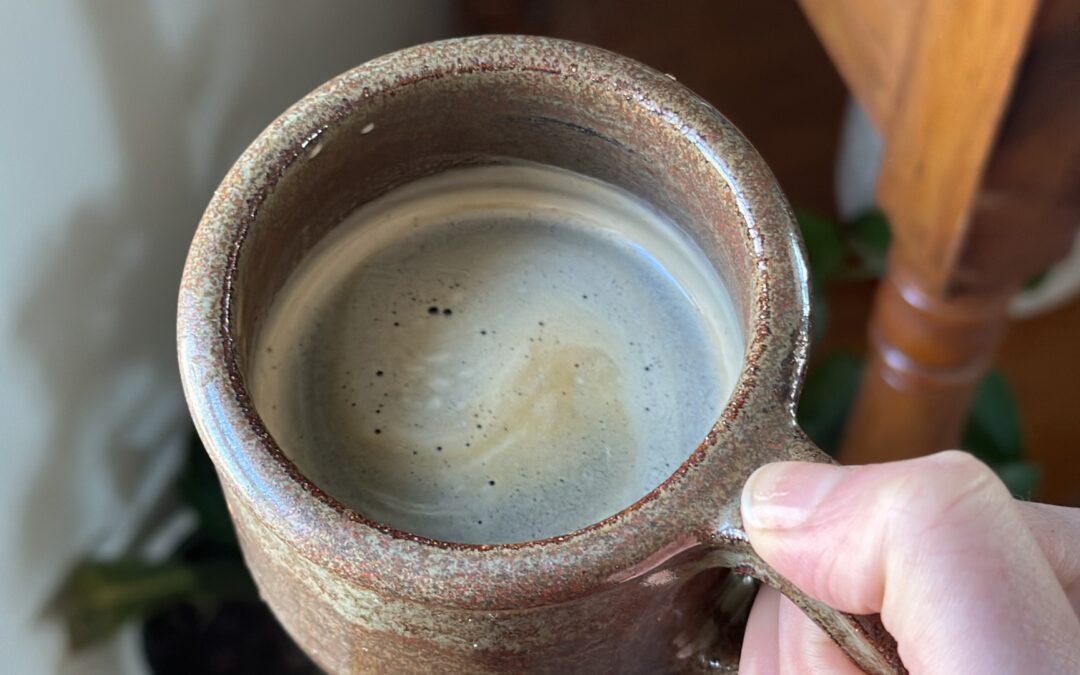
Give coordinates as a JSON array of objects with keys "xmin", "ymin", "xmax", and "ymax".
[{"xmin": 0, "ymin": 1, "xmax": 452, "ymax": 671}]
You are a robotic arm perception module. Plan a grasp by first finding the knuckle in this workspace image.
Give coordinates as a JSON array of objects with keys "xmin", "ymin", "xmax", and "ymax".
[
  {"xmin": 932, "ymin": 449, "xmax": 994, "ymax": 476},
  {"xmin": 888, "ymin": 451, "xmax": 1008, "ymax": 539}
]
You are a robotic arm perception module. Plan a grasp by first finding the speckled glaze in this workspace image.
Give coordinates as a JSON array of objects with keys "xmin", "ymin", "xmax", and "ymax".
[{"xmin": 178, "ymin": 36, "xmax": 903, "ymax": 674}]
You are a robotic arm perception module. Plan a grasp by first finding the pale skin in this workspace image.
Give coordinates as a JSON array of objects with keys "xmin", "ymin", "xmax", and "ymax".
[{"xmin": 738, "ymin": 450, "xmax": 1080, "ymax": 674}]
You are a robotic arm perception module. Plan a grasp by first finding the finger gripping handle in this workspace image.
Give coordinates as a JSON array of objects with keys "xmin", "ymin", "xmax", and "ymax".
[{"xmin": 714, "ymin": 431, "xmax": 907, "ymax": 674}]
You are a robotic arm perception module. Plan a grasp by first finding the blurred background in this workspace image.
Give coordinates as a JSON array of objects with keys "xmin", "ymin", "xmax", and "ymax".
[
  {"xmin": 2, "ymin": 1, "xmax": 1077, "ymax": 673},
  {"xmin": 2, "ymin": 2, "xmax": 450, "ymax": 671}
]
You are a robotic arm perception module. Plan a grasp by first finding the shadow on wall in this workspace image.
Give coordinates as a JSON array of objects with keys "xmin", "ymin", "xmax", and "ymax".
[{"xmin": 11, "ymin": 0, "xmax": 449, "ymax": 669}]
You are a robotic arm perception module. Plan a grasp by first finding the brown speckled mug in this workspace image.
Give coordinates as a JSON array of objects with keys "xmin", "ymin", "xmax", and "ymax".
[{"xmin": 178, "ymin": 36, "xmax": 903, "ymax": 674}]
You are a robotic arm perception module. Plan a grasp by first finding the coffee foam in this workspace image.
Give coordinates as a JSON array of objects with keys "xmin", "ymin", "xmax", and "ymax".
[{"xmin": 251, "ymin": 164, "xmax": 742, "ymax": 543}]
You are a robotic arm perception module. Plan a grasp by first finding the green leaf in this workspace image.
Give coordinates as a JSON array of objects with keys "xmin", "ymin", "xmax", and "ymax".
[
  {"xmin": 961, "ymin": 370, "xmax": 1039, "ymax": 497},
  {"xmin": 60, "ymin": 559, "xmax": 257, "ymax": 649},
  {"xmin": 795, "ymin": 210, "xmax": 845, "ymax": 285},
  {"xmin": 846, "ymin": 209, "xmax": 891, "ymax": 278},
  {"xmin": 797, "ymin": 353, "xmax": 865, "ymax": 457},
  {"xmin": 962, "ymin": 370, "xmax": 1023, "ymax": 463},
  {"xmin": 993, "ymin": 461, "xmax": 1041, "ymax": 500},
  {"xmin": 810, "ymin": 283, "xmax": 829, "ymax": 352},
  {"xmin": 1022, "ymin": 271, "xmax": 1048, "ymax": 291}
]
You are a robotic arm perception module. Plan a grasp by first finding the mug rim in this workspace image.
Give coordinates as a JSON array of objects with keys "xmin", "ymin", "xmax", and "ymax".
[{"xmin": 177, "ymin": 34, "xmax": 811, "ymax": 608}]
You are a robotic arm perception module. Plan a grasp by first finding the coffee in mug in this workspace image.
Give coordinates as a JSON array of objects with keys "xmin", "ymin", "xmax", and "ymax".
[{"xmin": 251, "ymin": 163, "xmax": 743, "ymax": 544}]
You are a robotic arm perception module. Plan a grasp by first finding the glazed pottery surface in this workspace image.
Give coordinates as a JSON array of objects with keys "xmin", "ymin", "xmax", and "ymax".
[{"xmin": 178, "ymin": 36, "xmax": 903, "ymax": 674}]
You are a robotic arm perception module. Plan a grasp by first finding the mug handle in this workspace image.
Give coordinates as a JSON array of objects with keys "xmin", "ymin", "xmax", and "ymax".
[{"xmin": 710, "ymin": 430, "xmax": 907, "ymax": 674}]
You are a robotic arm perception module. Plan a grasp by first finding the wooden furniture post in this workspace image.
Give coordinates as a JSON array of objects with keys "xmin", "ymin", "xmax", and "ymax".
[{"xmin": 799, "ymin": 0, "xmax": 1080, "ymax": 463}]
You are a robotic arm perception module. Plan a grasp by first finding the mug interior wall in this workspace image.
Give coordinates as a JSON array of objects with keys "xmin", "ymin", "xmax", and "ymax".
[{"xmin": 230, "ymin": 67, "xmax": 756, "ymax": 440}]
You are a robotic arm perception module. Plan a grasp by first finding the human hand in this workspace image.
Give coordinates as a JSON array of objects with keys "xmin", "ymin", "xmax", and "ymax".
[{"xmin": 738, "ymin": 450, "xmax": 1080, "ymax": 674}]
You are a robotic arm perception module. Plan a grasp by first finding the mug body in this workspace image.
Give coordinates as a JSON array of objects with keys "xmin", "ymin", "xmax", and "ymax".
[{"xmin": 179, "ymin": 36, "xmax": 897, "ymax": 674}]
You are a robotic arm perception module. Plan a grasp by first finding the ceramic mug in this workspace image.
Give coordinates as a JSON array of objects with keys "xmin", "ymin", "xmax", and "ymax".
[{"xmin": 178, "ymin": 36, "xmax": 902, "ymax": 674}]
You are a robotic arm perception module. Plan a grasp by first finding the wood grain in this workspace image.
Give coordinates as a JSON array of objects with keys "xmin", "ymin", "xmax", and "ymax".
[
  {"xmin": 818, "ymin": 281, "xmax": 1080, "ymax": 506},
  {"xmin": 841, "ymin": 253, "xmax": 1015, "ymax": 462},
  {"xmin": 843, "ymin": 0, "xmax": 1080, "ymax": 463},
  {"xmin": 796, "ymin": 0, "xmax": 920, "ymax": 131},
  {"xmin": 876, "ymin": 0, "xmax": 1038, "ymax": 294},
  {"xmin": 953, "ymin": 0, "xmax": 1080, "ymax": 292}
]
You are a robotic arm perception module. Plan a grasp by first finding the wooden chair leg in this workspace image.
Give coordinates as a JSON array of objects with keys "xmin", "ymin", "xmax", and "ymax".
[{"xmin": 839, "ymin": 254, "xmax": 1016, "ymax": 464}]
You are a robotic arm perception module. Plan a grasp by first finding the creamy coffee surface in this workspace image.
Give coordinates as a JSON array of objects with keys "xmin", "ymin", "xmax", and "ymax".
[{"xmin": 251, "ymin": 164, "xmax": 742, "ymax": 543}]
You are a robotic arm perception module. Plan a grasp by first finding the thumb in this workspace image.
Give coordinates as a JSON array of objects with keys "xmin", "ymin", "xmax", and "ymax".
[{"xmin": 741, "ymin": 451, "xmax": 1080, "ymax": 673}]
